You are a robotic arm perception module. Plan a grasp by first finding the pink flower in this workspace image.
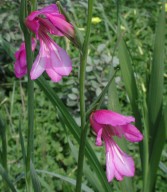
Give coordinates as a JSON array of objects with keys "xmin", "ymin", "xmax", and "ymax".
[
  {"xmin": 25, "ymin": 4, "xmax": 74, "ymax": 39},
  {"xmin": 25, "ymin": 4, "xmax": 74, "ymax": 82},
  {"xmin": 90, "ymin": 109, "xmax": 143, "ymax": 182},
  {"xmin": 14, "ymin": 39, "xmax": 36, "ymax": 78}
]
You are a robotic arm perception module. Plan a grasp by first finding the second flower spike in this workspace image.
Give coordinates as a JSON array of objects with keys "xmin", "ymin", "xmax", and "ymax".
[{"xmin": 90, "ymin": 109, "xmax": 143, "ymax": 182}]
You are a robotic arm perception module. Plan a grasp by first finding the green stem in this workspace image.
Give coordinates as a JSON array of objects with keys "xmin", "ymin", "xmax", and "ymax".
[
  {"xmin": 75, "ymin": 1, "xmax": 94, "ymax": 192},
  {"xmin": 19, "ymin": 0, "xmax": 36, "ymax": 190},
  {"xmin": 0, "ymin": 117, "xmax": 7, "ymax": 172},
  {"xmin": 0, "ymin": 116, "xmax": 8, "ymax": 191},
  {"xmin": 24, "ymin": 31, "xmax": 34, "ymax": 192},
  {"xmin": 142, "ymin": 97, "xmax": 149, "ymax": 192}
]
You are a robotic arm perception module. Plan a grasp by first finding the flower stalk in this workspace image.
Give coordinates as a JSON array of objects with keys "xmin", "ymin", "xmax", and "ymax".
[
  {"xmin": 24, "ymin": 31, "xmax": 34, "ymax": 192},
  {"xmin": 19, "ymin": 0, "xmax": 36, "ymax": 191},
  {"xmin": 75, "ymin": 0, "xmax": 94, "ymax": 192}
]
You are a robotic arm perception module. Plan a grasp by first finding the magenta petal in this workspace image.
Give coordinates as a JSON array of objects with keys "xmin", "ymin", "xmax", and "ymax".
[
  {"xmin": 14, "ymin": 39, "xmax": 36, "ymax": 79},
  {"xmin": 96, "ymin": 128, "xmax": 103, "ymax": 146},
  {"xmin": 93, "ymin": 110, "xmax": 135, "ymax": 126},
  {"xmin": 38, "ymin": 4, "xmax": 59, "ymax": 15},
  {"xmin": 49, "ymin": 41, "xmax": 72, "ymax": 76},
  {"xmin": 90, "ymin": 113, "xmax": 104, "ymax": 137},
  {"xmin": 26, "ymin": 4, "xmax": 59, "ymax": 21},
  {"xmin": 38, "ymin": 18, "xmax": 64, "ymax": 36},
  {"xmin": 19, "ymin": 52, "xmax": 26, "ymax": 68},
  {"xmin": 25, "ymin": 18, "xmax": 40, "ymax": 36},
  {"xmin": 14, "ymin": 62, "xmax": 27, "ymax": 78},
  {"xmin": 47, "ymin": 15, "xmax": 74, "ymax": 37},
  {"xmin": 124, "ymin": 124, "xmax": 143, "ymax": 142}
]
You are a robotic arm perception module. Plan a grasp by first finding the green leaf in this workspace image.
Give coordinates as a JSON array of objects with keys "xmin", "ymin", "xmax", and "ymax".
[
  {"xmin": 148, "ymin": 5, "xmax": 166, "ymax": 147},
  {"xmin": 118, "ymin": 34, "xmax": 143, "ymax": 170},
  {"xmin": 68, "ymin": 140, "xmax": 105, "ymax": 192},
  {"xmin": 0, "ymin": 115, "xmax": 7, "ymax": 171},
  {"xmin": 36, "ymin": 170, "xmax": 93, "ymax": 192},
  {"xmin": 30, "ymin": 161, "xmax": 41, "ymax": 192},
  {"xmin": 36, "ymin": 77, "xmax": 112, "ymax": 192},
  {"xmin": 144, "ymin": 109, "xmax": 166, "ymax": 192},
  {"xmin": 0, "ymin": 164, "xmax": 17, "ymax": 192},
  {"xmin": 165, "ymin": 106, "xmax": 167, "ymax": 139},
  {"xmin": 0, "ymin": 38, "xmax": 15, "ymax": 60},
  {"xmin": 18, "ymin": 118, "xmax": 26, "ymax": 167},
  {"xmin": 108, "ymin": 66, "xmax": 134, "ymax": 192},
  {"xmin": 118, "ymin": 37, "xmax": 142, "ymax": 130}
]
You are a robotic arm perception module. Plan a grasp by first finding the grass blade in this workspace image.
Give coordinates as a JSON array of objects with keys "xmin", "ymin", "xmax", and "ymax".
[
  {"xmin": 68, "ymin": 140, "xmax": 105, "ymax": 192},
  {"xmin": 118, "ymin": 35, "xmax": 143, "ymax": 171},
  {"xmin": 58, "ymin": 112, "xmax": 104, "ymax": 192},
  {"xmin": 18, "ymin": 117, "xmax": 26, "ymax": 167},
  {"xmin": 36, "ymin": 170, "xmax": 93, "ymax": 192},
  {"xmin": 108, "ymin": 66, "xmax": 134, "ymax": 192},
  {"xmin": 144, "ymin": 108, "xmax": 166, "ymax": 192},
  {"xmin": 0, "ymin": 164, "xmax": 17, "ymax": 192},
  {"xmin": 36, "ymin": 76, "xmax": 112, "ymax": 192},
  {"xmin": 118, "ymin": 39, "xmax": 141, "ymax": 127},
  {"xmin": 147, "ymin": 5, "xmax": 165, "ymax": 148},
  {"xmin": 0, "ymin": 115, "xmax": 7, "ymax": 171},
  {"xmin": 30, "ymin": 161, "xmax": 41, "ymax": 192},
  {"xmin": 118, "ymin": 37, "xmax": 142, "ymax": 130}
]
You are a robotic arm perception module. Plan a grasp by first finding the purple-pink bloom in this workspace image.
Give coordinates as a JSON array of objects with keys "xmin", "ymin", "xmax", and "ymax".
[
  {"xmin": 25, "ymin": 4, "xmax": 74, "ymax": 82},
  {"xmin": 90, "ymin": 109, "xmax": 143, "ymax": 182},
  {"xmin": 14, "ymin": 39, "xmax": 36, "ymax": 78}
]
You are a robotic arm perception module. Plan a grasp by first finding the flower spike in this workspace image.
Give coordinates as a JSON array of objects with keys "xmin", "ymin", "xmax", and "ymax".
[{"xmin": 90, "ymin": 109, "xmax": 143, "ymax": 182}]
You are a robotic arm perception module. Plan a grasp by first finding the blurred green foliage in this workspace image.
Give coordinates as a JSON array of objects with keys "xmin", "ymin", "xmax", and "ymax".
[{"xmin": 0, "ymin": 0, "xmax": 166, "ymax": 191}]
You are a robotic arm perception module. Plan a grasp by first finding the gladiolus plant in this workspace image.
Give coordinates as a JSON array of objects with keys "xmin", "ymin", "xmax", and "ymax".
[{"xmin": 0, "ymin": 1, "xmax": 166, "ymax": 192}]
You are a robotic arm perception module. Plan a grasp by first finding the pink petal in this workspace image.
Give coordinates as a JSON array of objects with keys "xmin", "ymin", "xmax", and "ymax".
[
  {"xmin": 38, "ymin": 4, "xmax": 59, "ymax": 16},
  {"xmin": 31, "ymin": 38, "xmax": 37, "ymax": 51},
  {"xmin": 45, "ymin": 67, "xmax": 62, "ymax": 82},
  {"xmin": 90, "ymin": 113, "xmax": 104, "ymax": 140},
  {"xmin": 112, "ymin": 141, "xmax": 135, "ymax": 179},
  {"xmin": 38, "ymin": 18, "xmax": 64, "ymax": 36},
  {"xmin": 48, "ymin": 41, "xmax": 72, "ymax": 76},
  {"xmin": 47, "ymin": 15, "xmax": 74, "ymax": 38},
  {"xmin": 14, "ymin": 39, "xmax": 36, "ymax": 79},
  {"xmin": 14, "ymin": 42, "xmax": 25, "ymax": 59},
  {"xmin": 30, "ymin": 40, "xmax": 46, "ymax": 79},
  {"xmin": 95, "ymin": 128, "xmax": 103, "ymax": 146},
  {"xmin": 93, "ymin": 110, "xmax": 135, "ymax": 126},
  {"xmin": 25, "ymin": 18, "xmax": 40, "ymax": 36},
  {"xmin": 14, "ymin": 62, "xmax": 27, "ymax": 78},
  {"xmin": 26, "ymin": 4, "xmax": 59, "ymax": 21},
  {"xmin": 104, "ymin": 139, "xmax": 135, "ymax": 182},
  {"xmin": 106, "ymin": 151, "xmax": 114, "ymax": 182},
  {"xmin": 19, "ymin": 52, "xmax": 26, "ymax": 68},
  {"xmin": 123, "ymin": 124, "xmax": 143, "ymax": 142}
]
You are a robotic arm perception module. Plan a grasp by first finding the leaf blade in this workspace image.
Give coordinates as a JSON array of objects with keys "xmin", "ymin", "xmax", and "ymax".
[{"xmin": 36, "ymin": 77, "xmax": 112, "ymax": 192}]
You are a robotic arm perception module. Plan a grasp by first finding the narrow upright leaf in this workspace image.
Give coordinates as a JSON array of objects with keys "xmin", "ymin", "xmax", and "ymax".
[
  {"xmin": 108, "ymin": 66, "xmax": 134, "ymax": 192},
  {"xmin": 30, "ymin": 162, "xmax": 41, "ymax": 192},
  {"xmin": 0, "ymin": 115, "xmax": 7, "ymax": 171},
  {"xmin": 118, "ymin": 36, "xmax": 142, "ymax": 131},
  {"xmin": 37, "ymin": 170, "xmax": 93, "ymax": 192},
  {"xmin": 36, "ymin": 77, "xmax": 112, "ymax": 192},
  {"xmin": 148, "ymin": 5, "xmax": 166, "ymax": 141},
  {"xmin": 0, "ymin": 164, "xmax": 17, "ymax": 192}
]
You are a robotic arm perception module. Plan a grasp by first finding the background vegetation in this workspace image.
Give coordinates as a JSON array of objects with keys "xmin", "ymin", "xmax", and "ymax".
[{"xmin": 0, "ymin": 0, "xmax": 166, "ymax": 191}]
